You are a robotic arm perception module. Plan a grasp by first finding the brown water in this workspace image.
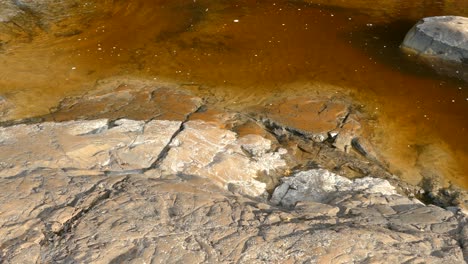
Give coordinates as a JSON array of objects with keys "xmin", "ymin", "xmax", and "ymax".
[{"xmin": 0, "ymin": 0, "xmax": 467, "ymax": 187}]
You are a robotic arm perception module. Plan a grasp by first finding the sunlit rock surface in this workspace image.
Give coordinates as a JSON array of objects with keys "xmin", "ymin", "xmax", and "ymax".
[
  {"xmin": 402, "ymin": 16, "xmax": 468, "ymax": 63},
  {"xmin": 0, "ymin": 118, "xmax": 467, "ymax": 262},
  {"xmin": 271, "ymin": 169, "xmax": 397, "ymax": 207},
  {"xmin": 156, "ymin": 120, "xmax": 287, "ymax": 196},
  {"xmin": 0, "ymin": 79, "xmax": 467, "ymax": 262},
  {"xmin": 0, "ymin": 119, "xmax": 181, "ymax": 176},
  {"xmin": 1, "ymin": 167, "xmax": 466, "ymax": 263}
]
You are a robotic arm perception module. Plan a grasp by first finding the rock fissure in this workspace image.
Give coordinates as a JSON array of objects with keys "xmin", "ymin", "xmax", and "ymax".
[
  {"xmin": 145, "ymin": 104, "xmax": 204, "ymax": 172},
  {"xmin": 45, "ymin": 175, "xmax": 130, "ymax": 242}
]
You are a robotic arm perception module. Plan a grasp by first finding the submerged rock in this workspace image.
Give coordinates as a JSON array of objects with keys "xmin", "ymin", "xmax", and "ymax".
[
  {"xmin": 47, "ymin": 79, "xmax": 203, "ymax": 122},
  {"xmin": 257, "ymin": 97, "xmax": 350, "ymax": 142},
  {"xmin": 402, "ymin": 16, "xmax": 468, "ymax": 64},
  {"xmin": 0, "ymin": 95, "xmax": 14, "ymax": 118}
]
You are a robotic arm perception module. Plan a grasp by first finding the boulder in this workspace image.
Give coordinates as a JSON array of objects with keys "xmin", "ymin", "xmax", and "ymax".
[{"xmin": 401, "ymin": 16, "xmax": 468, "ymax": 64}]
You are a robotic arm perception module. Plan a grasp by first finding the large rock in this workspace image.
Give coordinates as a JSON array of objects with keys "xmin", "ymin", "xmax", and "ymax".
[
  {"xmin": 253, "ymin": 97, "xmax": 368, "ymax": 156},
  {"xmin": 1, "ymin": 169, "xmax": 466, "ymax": 263},
  {"xmin": 155, "ymin": 120, "xmax": 288, "ymax": 196},
  {"xmin": 402, "ymin": 16, "xmax": 468, "ymax": 64},
  {"xmin": 46, "ymin": 78, "xmax": 203, "ymax": 122},
  {"xmin": 0, "ymin": 119, "xmax": 182, "ymax": 176},
  {"xmin": 0, "ymin": 114, "xmax": 466, "ymax": 263}
]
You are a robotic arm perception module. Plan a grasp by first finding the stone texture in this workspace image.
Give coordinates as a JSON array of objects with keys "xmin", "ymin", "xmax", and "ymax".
[
  {"xmin": 0, "ymin": 86, "xmax": 467, "ymax": 263},
  {"xmin": 402, "ymin": 16, "xmax": 468, "ymax": 63},
  {"xmin": 0, "ymin": 119, "xmax": 181, "ymax": 176},
  {"xmin": 0, "ymin": 0, "xmax": 111, "ymax": 45},
  {"xmin": 0, "ymin": 95, "xmax": 14, "ymax": 118},
  {"xmin": 1, "ymin": 171, "xmax": 466, "ymax": 263},
  {"xmin": 270, "ymin": 169, "xmax": 397, "ymax": 208},
  {"xmin": 0, "ymin": 168, "xmax": 126, "ymax": 263},
  {"xmin": 252, "ymin": 97, "xmax": 381, "ymax": 167},
  {"xmin": 0, "ymin": 117, "xmax": 467, "ymax": 263},
  {"xmin": 257, "ymin": 97, "xmax": 350, "ymax": 143},
  {"xmin": 47, "ymin": 79, "xmax": 203, "ymax": 122},
  {"xmin": 156, "ymin": 120, "xmax": 288, "ymax": 196}
]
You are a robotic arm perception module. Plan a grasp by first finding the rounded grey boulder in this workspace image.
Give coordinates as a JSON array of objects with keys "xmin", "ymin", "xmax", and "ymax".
[{"xmin": 401, "ymin": 16, "xmax": 468, "ymax": 64}]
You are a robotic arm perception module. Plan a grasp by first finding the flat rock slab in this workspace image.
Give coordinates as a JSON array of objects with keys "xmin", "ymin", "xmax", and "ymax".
[
  {"xmin": 2, "ymin": 173, "xmax": 465, "ymax": 263},
  {"xmin": 0, "ymin": 119, "xmax": 181, "ymax": 176},
  {"xmin": 157, "ymin": 120, "xmax": 287, "ymax": 196},
  {"xmin": 47, "ymin": 79, "xmax": 203, "ymax": 122},
  {"xmin": 253, "ymin": 97, "xmax": 365, "ymax": 154},
  {"xmin": 0, "ymin": 168, "xmax": 126, "ymax": 263},
  {"xmin": 402, "ymin": 16, "xmax": 468, "ymax": 63},
  {"xmin": 258, "ymin": 97, "xmax": 349, "ymax": 142}
]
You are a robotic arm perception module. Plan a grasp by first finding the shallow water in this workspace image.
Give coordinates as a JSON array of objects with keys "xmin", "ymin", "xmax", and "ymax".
[{"xmin": 0, "ymin": 0, "xmax": 467, "ymax": 187}]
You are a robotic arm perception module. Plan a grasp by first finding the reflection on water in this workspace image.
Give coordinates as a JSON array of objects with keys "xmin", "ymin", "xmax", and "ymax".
[{"xmin": 0, "ymin": 0, "xmax": 467, "ymax": 187}]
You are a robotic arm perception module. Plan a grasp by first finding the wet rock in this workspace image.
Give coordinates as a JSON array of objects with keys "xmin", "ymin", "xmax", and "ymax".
[
  {"xmin": 256, "ymin": 97, "xmax": 350, "ymax": 142},
  {"xmin": 0, "ymin": 1, "xmax": 20, "ymax": 23},
  {"xmin": 0, "ymin": 95, "xmax": 14, "ymax": 118},
  {"xmin": 47, "ymin": 79, "xmax": 203, "ymax": 122},
  {"xmin": 331, "ymin": 118, "xmax": 361, "ymax": 152},
  {"xmin": 402, "ymin": 16, "xmax": 468, "ymax": 64},
  {"xmin": 0, "ymin": 0, "xmax": 98, "ymax": 44}
]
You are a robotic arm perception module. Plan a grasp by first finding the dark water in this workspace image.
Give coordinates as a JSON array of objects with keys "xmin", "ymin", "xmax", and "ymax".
[{"xmin": 0, "ymin": 0, "xmax": 467, "ymax": 187}]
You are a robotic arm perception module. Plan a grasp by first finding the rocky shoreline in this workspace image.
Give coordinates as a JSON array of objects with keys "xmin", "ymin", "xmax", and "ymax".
[{"xmin": 0, "ymin": 78, "xmax": 467, "ymax": 263}]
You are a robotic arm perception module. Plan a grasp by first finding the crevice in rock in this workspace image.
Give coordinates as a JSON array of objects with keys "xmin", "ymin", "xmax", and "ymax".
[
  {"xmin": 0, "ymin": 116, "xmax": 45, "ymax": 127},
  {"xmin": 318, "ymin": 104, "xmax": 328, "ymax": 114},
  {"xmin": 255, "ymin": 117, "xmax": 308, "ymax": 143},
  {"xmin": 41, "ymin": 175, "xmax": 130, "ymax": 244},
  {"xmin": 144, "ymin": 104, "xmax": 204, "ymax": 172},
  {"xmin": 338, "ymin": 110, "xmax": 351, "ymax": 128},
  {"xmin": 104, "ymin": 169, "xmax": 145, "ymax": 176}
]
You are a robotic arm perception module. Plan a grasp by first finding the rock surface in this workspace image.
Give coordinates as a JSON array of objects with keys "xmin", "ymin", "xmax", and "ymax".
[
  {"xmin": 0, "ymin": 119, "xmax": 181, "ymax": 176},
  {"xmin": 252, "ymin": 96, "xmax": 369, "ymax": 157},
  {"xmin": 270, "ymin": 169, "xmax": 397, "ymax": 207},
  {"xmin": 46, "ymin": 79, "xmax": 203, "ymax": 122},
  {"xmin": 402, "ymin": 16, "xmax": 468, "ymax": 64},
  {"xmin": 0, "ymin": 0, "xmax": 114, "ymax": 45},
  {"xmin": 156, "ymin": 120, "xmax": 287, "ymax": 196},
  {"xmin": 1, "ymin": 167, "xmax": 466, "ymax": 263},
  {"xmin": 1, "ymin": 80, "xmax": 467, "ymax": 263}
]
